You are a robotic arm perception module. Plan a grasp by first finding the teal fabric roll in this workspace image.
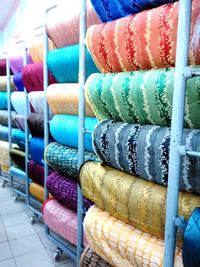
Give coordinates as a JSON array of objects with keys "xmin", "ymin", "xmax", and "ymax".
[
  {"xmin": 0, "ymin": 92, "xmax": 13, "ymax": 110},
  {"xmin": 50, "ymin": 115, "xmax": 98, "ymax": 152},
  {"xmin": 0, "ymin": 126, "xmax": 25, "ymax": 150},
  {"xmin": 45, "ymin": 142, "xmax": 98, "ymax": 179},
  {"xmin": 47, "ymin": 44, "xmax": 99, "ymax": 83}
]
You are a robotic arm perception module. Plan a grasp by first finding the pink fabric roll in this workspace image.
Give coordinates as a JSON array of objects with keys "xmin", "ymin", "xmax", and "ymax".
[
  {"xmin": 45, "ymin": 0, "xmax": 101, "ymax": 48},
  {"xmin": 43, "ymin": 198, "xmax": 88, "ymax": 246},
  {"xmin": 22, "ymin": 63, "xmax": 57, "ymax": 92},
  {"xmin": 10, "ymin": 52, "xmax": 33, "ymax": 74}
]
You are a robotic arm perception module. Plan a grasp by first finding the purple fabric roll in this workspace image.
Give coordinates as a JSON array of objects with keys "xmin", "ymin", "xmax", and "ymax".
[
  {"xmin": 28, "ymin": 160, "xmax": 52, "ymax": 186},
  {"xmin": 10, "ymin": 53, "xmax": 33, "ymax": 74},
  {"xmin": 13, "ymin": 115, "xmax": 25, "ymax": 131},
  {"xmin": 46, "ymin": 172, "xmax": 93, "ymax": 210},
  {"xmin": 13, "ymin": 72, "xmax": 24, "ymax": 91}
]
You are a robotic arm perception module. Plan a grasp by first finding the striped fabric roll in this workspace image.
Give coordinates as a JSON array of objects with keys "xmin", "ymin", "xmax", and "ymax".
[
  {"xmin": 46, "ymin": 0, "xmax": 101, "ymax": 48},
  {"xmin": 47, "ymin": 44, "xmax": 99, "ymax": 83},
  {"xmin": 50, "ymin": 115, "xmax": 97, "ymax": 151},
  {"xmin": 80, "ymin": 247, "xmax": 111, "ymax": 267},
  {"xmin": 28, "ymin": 38, "xmax": 55, "ymax": 63},
  {"xmin": 22, "ymin": 63, "xmax": 57, "ymax": 92},
  {"xmin": 43, "ymin": 198, "xmax": 88, "ymax": 246},
  {"xmin": 90, "ymin": 0, "xmax": 176, "ymax": 22},
  {"xmin": 46, "ymin": 84, "xmax": 94, "ymax": 116},
  {"xmin": 47, "ymin": 172, "xmax": 93, "ymax": 210},
  {"xmin": 84, "ymin": 205, "xmax": 183, "ymax": 267},
  {"xmin": 0, "ymin": 76, "xmax": 15, "ymax": 91},
  {"xmin": 80, "ymin": 161, "xmax": 200, "ymax": 240},
  {"xmin": 30, "ymin": 183, "xmax": 45, "ymax": 203},
  {"xmin": 45, "ymin": 142, "xmax": 98, "ymax": 178},
  {"xmin": 93, "ymin": 120, "xmax": 200, "ymax": 194},
  {"xmin": 86, "ymin": 0, "xmax": 200, "ymax": 72},
  {"xmin": 86, "ymin": 68, "xmax": 200, "ymax": 128}
]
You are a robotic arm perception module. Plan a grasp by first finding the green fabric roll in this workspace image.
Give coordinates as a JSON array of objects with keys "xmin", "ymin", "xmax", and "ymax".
[{"xmin": 86, "ymin": 68, "xmax": 200, "ymax": 128}]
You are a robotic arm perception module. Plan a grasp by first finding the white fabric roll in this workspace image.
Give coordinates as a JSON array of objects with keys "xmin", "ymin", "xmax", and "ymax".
[{"xmin": 11, "ymin": 92, "xmax": 26, "ymax": 115}]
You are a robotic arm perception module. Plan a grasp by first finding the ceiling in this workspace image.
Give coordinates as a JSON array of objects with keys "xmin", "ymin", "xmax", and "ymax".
[{"xmin": 0, "ymin": 0, "xmax": 20, "ymax": 31}]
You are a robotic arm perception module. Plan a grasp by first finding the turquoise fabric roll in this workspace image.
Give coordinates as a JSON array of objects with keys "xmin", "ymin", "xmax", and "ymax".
[
  {"xmin": 47, "ymin": 44, "xmax": 99, "ymax": 83},
  {"xmin": 50, "ymin": 115, "xmax": 98, "ymax": 152},
  {"xmin": 0, "ymin": 126, "xmax": 25, "ymax": 150},
  {"xmin": 0, "ymin": 92, "xmax": 13, "ymax": 110}
]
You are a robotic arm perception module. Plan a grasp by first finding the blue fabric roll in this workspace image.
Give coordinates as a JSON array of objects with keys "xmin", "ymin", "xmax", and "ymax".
[
  {"xmin": 0, "ymin": 92, "xmax": 14, "ymax": 110},
  {"xmin": 30, "ymin": 137, "xmax": 53, "ymax": 166},
  {"xmin": 0, "ymin": 126, "xmax": 25, "ymax": 150},
  {"xmin": 50, "ymin": 115, "xmax": 98, "ymax": 152},
  {"xmin": 91, "ymin": 0, "xmax": 176, "ymax": 22},
  {"xmin": 47, "ymin": 44, "xmax": 99, "ymax": 83},
  {"xmin": 13, "ymin": 72, "xmax": 24, "ymax": 91},
  {"xmin": 183, "ymin": 208, "xmax": 200, "ymax": 267}
]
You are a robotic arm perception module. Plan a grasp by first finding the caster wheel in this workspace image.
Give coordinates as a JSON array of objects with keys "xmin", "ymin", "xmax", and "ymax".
[
  {"xmin": 1, "ymin": 181, "xmax": 6, "ymax": 188},
  {"xmin": 13, "ymin": 195, "xmax": 18, "ymax": 202},
  {"xmin": 53, "ymin": 248, "xmax": 62, "ymax": 261},
  {"xmin": 30, "ymin": 216, "xmax": 36, "ymax": 225}
]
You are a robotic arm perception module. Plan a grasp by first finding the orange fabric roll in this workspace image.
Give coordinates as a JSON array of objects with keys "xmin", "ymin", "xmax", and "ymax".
[
  {"xmin": 86, "ymin": 0, "xmax": 200, "ymax": 73},
  {"xmin": 46, "ymin": 84, "xmax": 95, "ymax": 116},
  {"xmin": 29, "ymin": 183, "xmax": 51, "ymax": 202},
  {"xmin": 28, "ymin": 39, "xmax": 55, "ymax": 63},
  {"xmin": 46, "ymin": 0, "xmax": 101, "ymax": 48}
]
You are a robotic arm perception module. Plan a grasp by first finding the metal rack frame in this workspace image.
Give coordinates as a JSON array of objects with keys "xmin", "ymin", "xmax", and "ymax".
[
  {"xmin": 43, "ymin": 4, "xmax": 77, "ymax": 262},
  {"xmin": 164, "ymin": 0, "xmax": 200, "ymax": 266}
]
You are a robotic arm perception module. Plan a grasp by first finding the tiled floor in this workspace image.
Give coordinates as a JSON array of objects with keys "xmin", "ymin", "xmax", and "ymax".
[{"xmin": 0, "ymin": 179, "xmax": 76, "ymax": 267}]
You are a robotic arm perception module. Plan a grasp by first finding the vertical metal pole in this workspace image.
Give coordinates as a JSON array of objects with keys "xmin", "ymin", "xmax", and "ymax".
[
  {"xmin": 77, "ymin": 0, "xmax": 86, "ymax": 266},
  {"xmin": 163, "ymin": 0, "xmax": 192, "ymax": 266},
  {"xmin": 6, "ymin": 54, "xmax": 13, "ymax": 187},
  {"xmin": 23, "ymin": 43, "xmax": 30, "ymax": 206},
  {"xmin": 43, "ymin": 17, "xmax": 49, "ymax": 202}
]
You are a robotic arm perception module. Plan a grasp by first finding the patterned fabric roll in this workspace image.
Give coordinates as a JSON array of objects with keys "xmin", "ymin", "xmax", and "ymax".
[
  {"xmin": 86, "ymin": 69, "xmax": 200, "ymax": 128},
  {"xmin": 45, "ymin": 142, "xmax": 98, "ymax": 178},
  {"xmin": 46, "ymin": 0, "xmax": 100, "ymax": 48},
  {"xmin": 10, "ymin": 148, "xmax": 26, "ymax": 171},
  {"xmin": 22, "ymin": 63, "xmax": 57, "ymax": 92},
  {"xmin": 28, "ymin": 91, "xmax": 49, "ymax": 113},
  {"xmin": 50, "ymin": 115, "xmax": 97, "ymax": 151},
  {"xmin": 47, "ymin": 172, "xmax": 93, "ymax": 210},
  {"xmin": 28, "ymin": 38, "xmax": 55, "ymax": 63},
  {"xmin": 13, "ymin": 72, "xmax": 24, "ymax": 91},
  {"xmin": 46, "ymin": 84, "xmax": 94, "ymax": 116},
  {"xmin": 0, "ymin": 76, "xmax": 15, "ymax": 91},
  {"xmin": 93, "ymin": 120, "xmax": 200, "ymax": 194},
  {"xmin": 43, "ymin": 198, "xmax": 87, "ymax": 246},
  {"xmin": 0, "ymin": 111, "xmax": 17, "ymax": 127},
  {"xmin": 80, "ymin": 161, "xmax": 200, "ymax": 240},
  {"xmin": 28, "ymin": 160, "xmax": 53, "ymax": 186},
  {"xmin": 0, "ymin": 141, "xmax": 10, "ymax": 173},
  {"xmin": 87, "ymin": 0, "xmax": 200, "ymax": 72},
  {"xmin": 80, "ymin": 247, "xmax": 111, "ymax": 267},
  {"xmin": 30, "ymin": 183, "xmax": 45, "ymax": 203},
  {"xmin": 47, "ymin": 44, "xmax": 99, "ymax": 83},
  {"xmin": 84, "ymin": 205, "xmax": 183, "ymax": 267},
  {"xmin": 90, "ymin": 0, "xmax": 176, "ymax": 22}
]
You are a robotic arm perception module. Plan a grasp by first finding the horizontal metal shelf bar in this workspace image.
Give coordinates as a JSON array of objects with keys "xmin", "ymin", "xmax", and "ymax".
[{"xmin": 178, "ymin": 145, "xmax": 200, "ymax": 157}]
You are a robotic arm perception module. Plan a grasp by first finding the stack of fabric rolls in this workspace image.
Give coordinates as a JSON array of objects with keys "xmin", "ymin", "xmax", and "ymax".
[
  {"xmin": 22, "ymin": 38, "xmax": 57, "ymax": 203},
  {"xmin": 42, "ymin": 0, "xmax": 100, "ymax": 248},
  {"xmin": 0, "ymin": 58, "xmax": 17, "ymax": 177},
  {"xmin": 78, "ymin": 0, "xmax": 200, "ymax": 266}
]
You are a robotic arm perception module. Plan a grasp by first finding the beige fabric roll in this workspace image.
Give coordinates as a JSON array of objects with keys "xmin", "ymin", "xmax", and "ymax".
[
  {"xmin": 46, "ymin": 84, "xmax": 94, "ymax": 116},
  {"xmin": 0, "ymin": 76, "xmax": 15, "ymax": 91},
  {"xmin": 0, "ymin": 141, "xmax": 10, "ymax": 173}
]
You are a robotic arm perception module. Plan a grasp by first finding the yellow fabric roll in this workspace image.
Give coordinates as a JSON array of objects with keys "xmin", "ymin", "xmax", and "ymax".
[
  {"xmin": 84, "ymin": 205, "xmax": 183, "ymax": 267},
  {"xmin": 28, "ymin": 39, "xmax": 55, "ymax": 63},
  {"xmin": 46, "ymin": 84, "xmax": 95, "ymax": 116},
  {"xmin": 29, "ymin": 183, "xmax": 45, "ymax": 202},
  {"xmin": 0, "ymin": 141, "xmax": 10, "ymax": 173},
  {"xmin": 80, "ymin": 161, "xmax": 200, "ymax": 240},
  {"xmin": 0, "ymin": 76, "xmax": 15, "ymax": 91}
]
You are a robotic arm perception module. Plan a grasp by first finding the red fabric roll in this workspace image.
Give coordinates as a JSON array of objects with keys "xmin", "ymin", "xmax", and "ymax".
[
  {"xmin": 22, "ymin": 63, "xmax": 57, "ymax": 92},
  {"xmin": 86, "ymin": 0, "xmax": 200, "ymax": 73},
  {"xmin": 0, "ymin": 59, "xmax": 13, "ymax": 75}
]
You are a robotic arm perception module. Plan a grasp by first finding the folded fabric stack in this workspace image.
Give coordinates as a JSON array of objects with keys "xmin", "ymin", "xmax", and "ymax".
[
  {"xmin": 42, "ymin": 0, "xmax": 100, "ymax": 246},
  {"xmin": 79, "ymin": 0, "xmax": 200, "ymax": 265}
]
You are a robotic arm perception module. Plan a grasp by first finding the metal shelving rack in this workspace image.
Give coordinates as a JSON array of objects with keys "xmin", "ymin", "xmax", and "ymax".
[
  {"xmin": 43, "ymin": 4, "xmax": 77, "ymax": 262},
  {"xmin": 164, "ymin": 0, "xmax": 200, "ymax": 266}
]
